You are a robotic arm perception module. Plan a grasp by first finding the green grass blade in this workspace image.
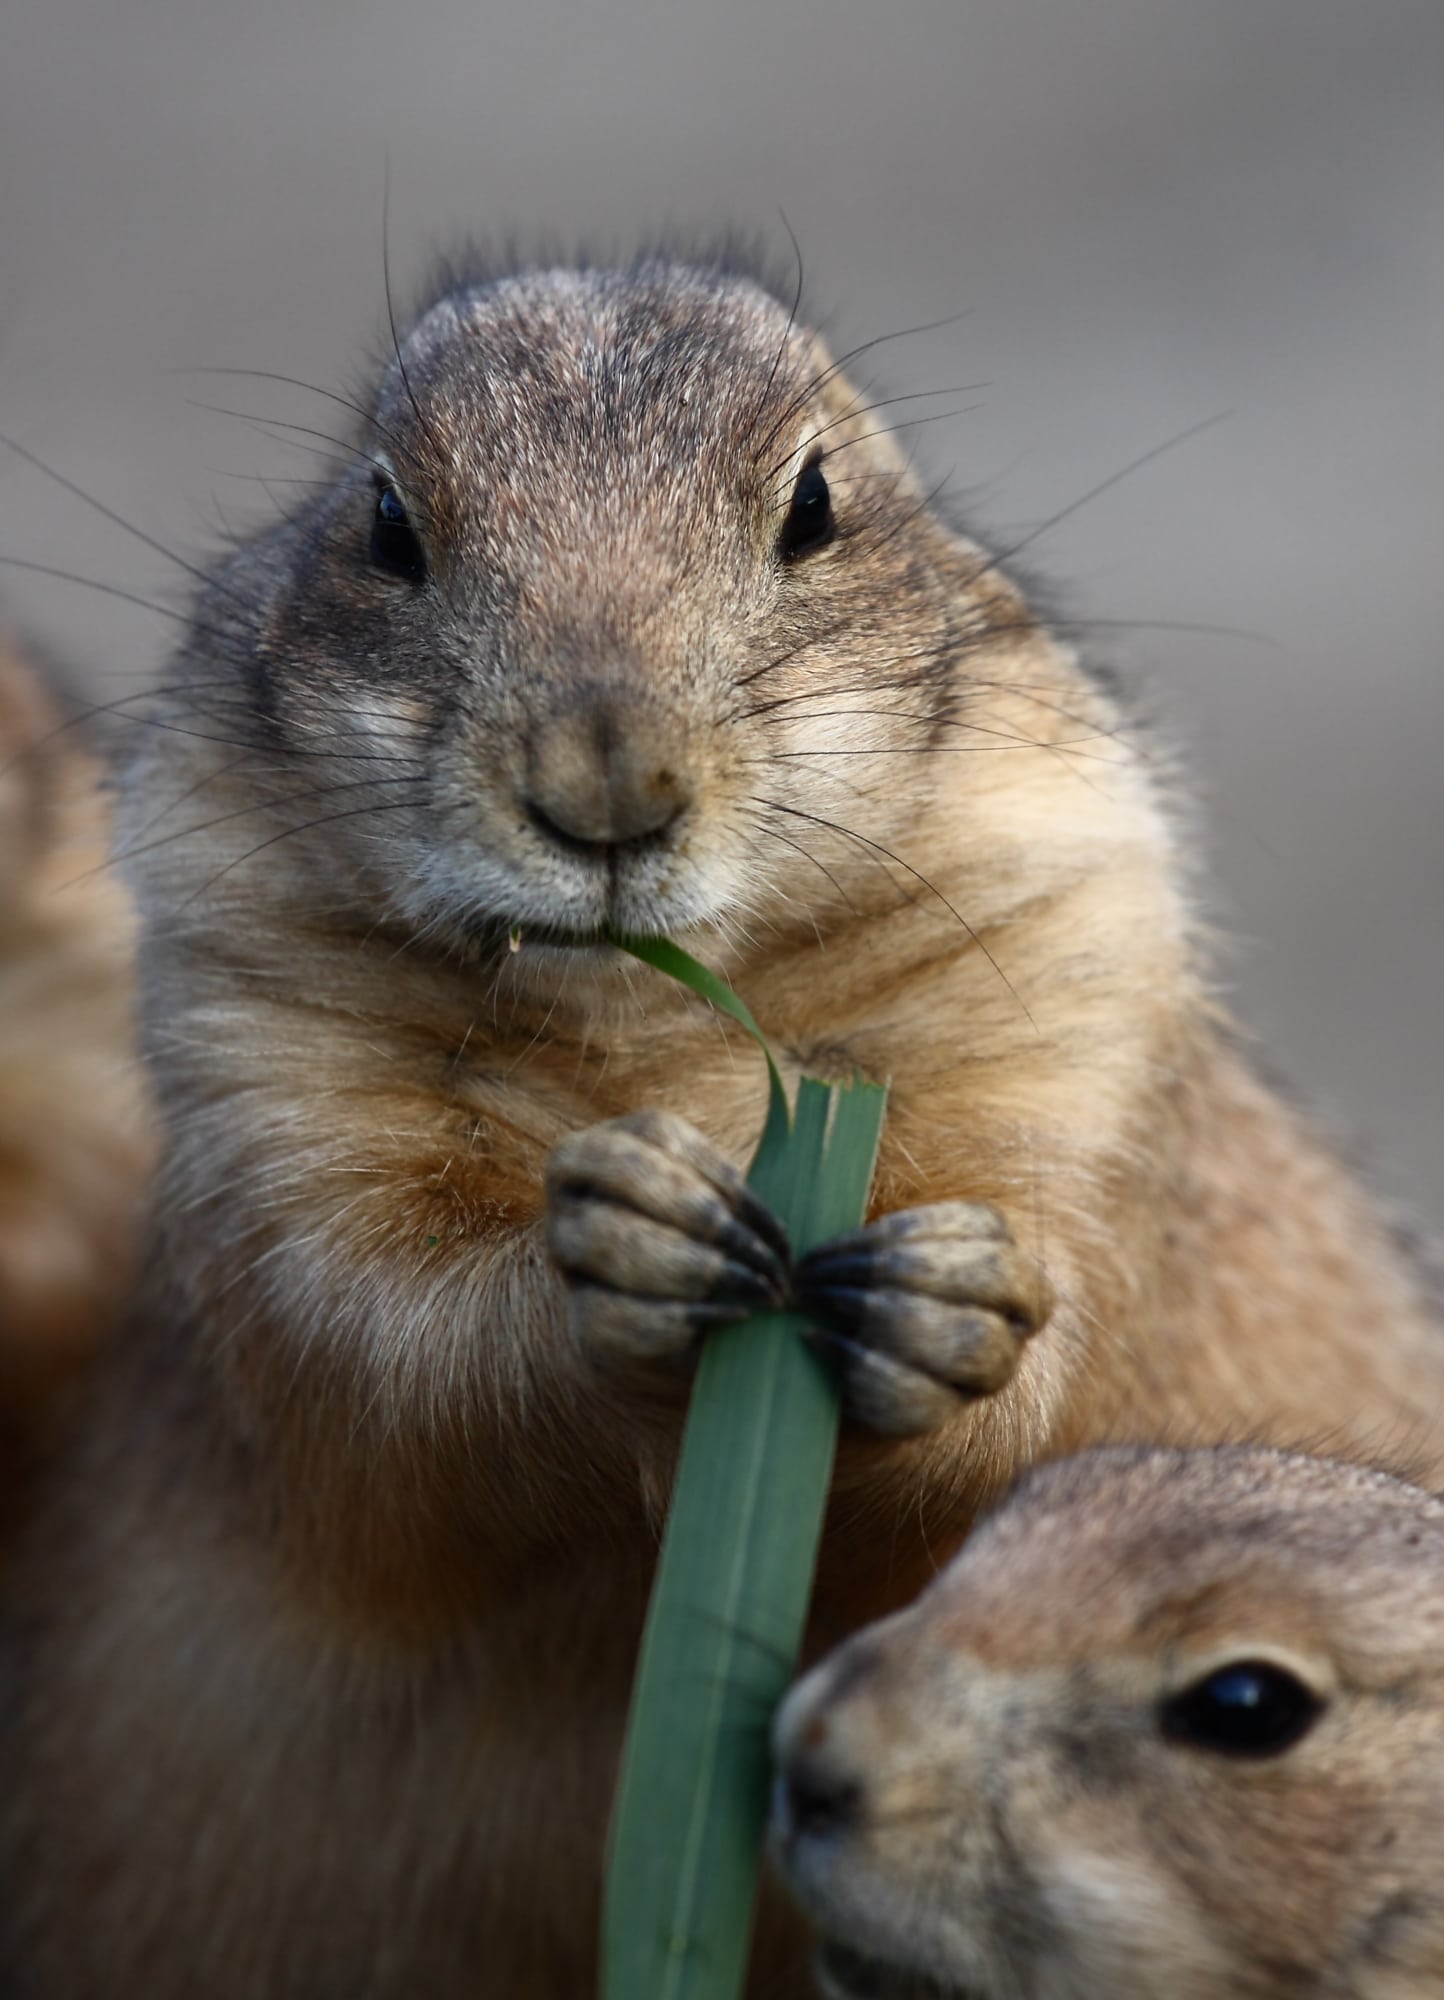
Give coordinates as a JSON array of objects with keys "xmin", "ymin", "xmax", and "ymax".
[
  {"xmin": 603, "ymin": 928, "xmax": 790, "ymax": 1157},
  {"xmin": 601, "ymin": 936, "xmax": 887, "ymax": 2000}
]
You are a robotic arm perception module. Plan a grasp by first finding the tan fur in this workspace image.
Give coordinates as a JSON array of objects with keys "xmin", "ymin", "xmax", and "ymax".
[
  {"xmin": 0, "ymin": 636, "xmax": 152, "ymax": 1445},
  {"xmin": 774, "ymin": 1445, "xmax": 1444, "ymax": 1998},
  {"xmin": 1, "ymin": 261, "xmax": 1440, "ymax": 1995}
]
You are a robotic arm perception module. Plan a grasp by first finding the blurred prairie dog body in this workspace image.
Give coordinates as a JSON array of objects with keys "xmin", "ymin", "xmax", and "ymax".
[
  {"xmin": 0, "ymin": 636, "xmax": 151, "ymax": 1417},
  {"xmin": 1, "ymin": 255, "xmax": 1441, "ymax": 1996},
  {"xmin": 774, "ymin": 1445, "xmax": 1444, "ymax": 1999}
]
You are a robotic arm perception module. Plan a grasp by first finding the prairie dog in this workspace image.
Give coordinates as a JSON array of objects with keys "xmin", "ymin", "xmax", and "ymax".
[
  {"xmin": 0, "ymin": 634, "xmax": 151, "ymax": 1421},
  {"xmin": 2, "ymin": 254, "xmax": 1441, "ymax": 1996},
  {"xmin": 773, "ymin": 1444, "xmax": 1444, "ymax": 1999}
]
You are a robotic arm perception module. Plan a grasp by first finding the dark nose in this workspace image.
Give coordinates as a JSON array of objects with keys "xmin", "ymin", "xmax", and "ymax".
[
  {"xmin": 776, "ymin": 1728, "xmax": 864, "ymax": 1842},
  {"xmin": 524, "ymin": 692, "xmax": 693, "ymax": 851}
]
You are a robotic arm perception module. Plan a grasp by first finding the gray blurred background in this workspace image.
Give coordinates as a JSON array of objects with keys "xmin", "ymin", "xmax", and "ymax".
[{"xmin": 2, "ymin": 0, "xmax": 1440, "ymax": 1216}]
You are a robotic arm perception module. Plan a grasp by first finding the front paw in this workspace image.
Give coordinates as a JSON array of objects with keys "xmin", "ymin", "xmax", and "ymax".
[
  {"xmin": 545, "ymin": 1111, "xmax": 790, "ymax": 1373},
  {"xmin": 793, "ymin": 1202, "xmax": 1053, "ymax": 1435}
]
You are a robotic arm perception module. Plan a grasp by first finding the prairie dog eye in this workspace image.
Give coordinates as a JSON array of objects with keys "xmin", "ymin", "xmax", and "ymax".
[
  {"xmin": 778, "ymin": 457, "xmax": 834, "ymax": 563},
  {"xmin": 1159, "ymin": 1660, "xmax": 1325, "ymax": 1759},
  {"xmin": 369, "ymin": 478, "xmax": 427, "ymax": 584}
]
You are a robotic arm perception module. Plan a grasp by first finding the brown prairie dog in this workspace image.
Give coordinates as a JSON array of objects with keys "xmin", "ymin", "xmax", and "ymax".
[
  {"xmin": 0, "ymin": 634, "xmax": 151, "ymax": 1418},
  {"xmin": 1, "ymin": 254, "xmax": 1440, "ymax": 1997},
  {"xmin": 773, "ymin": 1444, "xmax": 1444, "ymax": 1999}
]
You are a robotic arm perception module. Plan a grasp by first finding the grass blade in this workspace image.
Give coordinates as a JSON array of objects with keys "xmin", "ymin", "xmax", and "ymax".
[
  {"xmin": 602, "ymin": 927, "xmax": 790, "ymax": 1157},
  {"xmin": 601, "ymin": 934, "xmax": 887, "ymax": 2000}
]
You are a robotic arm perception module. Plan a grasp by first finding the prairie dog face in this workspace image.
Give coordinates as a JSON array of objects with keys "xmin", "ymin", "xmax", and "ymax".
[
  {"xmin": 193, "ymin": 260, "xmax": 1042, "ymax": 968},
  {"xmin": 771, "ymin": 1447, "xmax": 1444, "ymax": 1999}
]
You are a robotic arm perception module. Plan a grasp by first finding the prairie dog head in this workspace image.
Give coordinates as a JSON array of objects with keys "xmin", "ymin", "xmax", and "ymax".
[
  {"xmin": 772, "ymin": 1446, "xmax": 1444, "ymax": 1999},
  {"xmin": 142, "ymin": 257, "xmax": 1132, "ymax": 986}
]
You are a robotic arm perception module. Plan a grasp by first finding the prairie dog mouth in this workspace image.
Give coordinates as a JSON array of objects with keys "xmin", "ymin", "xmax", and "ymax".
[
  {"xmin": 503, "ymin": 922, "xmax": 610, "ymax": 952},
  {"xmin": 447, "ymin": 914, "xmax": 625, "ymax": 959}
]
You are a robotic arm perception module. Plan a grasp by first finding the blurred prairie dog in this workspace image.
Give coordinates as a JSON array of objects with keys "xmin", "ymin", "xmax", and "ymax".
[
  {"xmin": 1, "ymin": 253, "xmax": 1442, "ymax": 1995},
  {"xmin": 0, "ymin": 635, "xmax": 151, "ymax": 1417},
  {"xmin": 774, "ymin": 1445, "xmax": 1444, "ymax": 1999}
]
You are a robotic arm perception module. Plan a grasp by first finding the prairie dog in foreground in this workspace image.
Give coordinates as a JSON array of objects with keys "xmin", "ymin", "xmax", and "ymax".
[
  {"xmin": 1, "ymin": 254, "xmax": 1441, "ymax": 1996},
  {"xmin": 774, "ymin": 1444, "xmax": 1444, "ymax": 1999},
  {"xmin": 0, "ymin": 634, "xmax": 150, "ymax": 1424}
]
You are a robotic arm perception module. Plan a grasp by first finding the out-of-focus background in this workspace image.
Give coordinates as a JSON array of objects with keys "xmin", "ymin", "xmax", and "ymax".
[{"xmin": 2, "ymin": 0, "xmax": 1439, "ymax": 1214}]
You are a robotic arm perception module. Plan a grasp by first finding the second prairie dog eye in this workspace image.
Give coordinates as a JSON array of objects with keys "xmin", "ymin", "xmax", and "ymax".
[
  {"xmin": 1159, "ymin": 1659, "xmax": 1325, "ymax": 1760},
  {"xmin": 370, "ymin": 480, "xmax": 427, "ymax": 585},
  {"xmin": 779, "ymin": 457, "xmax": 834, "ymax": 562}
]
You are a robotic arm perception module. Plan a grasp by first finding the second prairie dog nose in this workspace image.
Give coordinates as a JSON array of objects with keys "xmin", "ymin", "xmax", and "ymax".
[
  {"xmin": 525, "ymin": 694, "xmax": 693, "ymax": 849},
  {"xmin": 777, "ymin": 1730, "xmax": 864, "ymax": 1842},
  {"xmin": 773, "ymin": 1663, "xmax": 877, "ymax": 1846}
]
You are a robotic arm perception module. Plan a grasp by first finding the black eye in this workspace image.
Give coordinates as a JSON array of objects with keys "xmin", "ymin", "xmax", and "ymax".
[
  {"xmin": 778, "ymin": 458, "xmax": 834, "ymax": 562},
  {"xmin": 369, "ymin": 480, "xmax": 427, "ymax": 584},
  {"xmin": 1160, "ymin": 1660, "xmax": 1324, "ymax": 1759}
]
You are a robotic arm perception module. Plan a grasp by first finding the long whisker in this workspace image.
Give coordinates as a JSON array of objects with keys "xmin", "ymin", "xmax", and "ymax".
[
  {"xmin": 0, "ymin": 434, "xmax": 260, "ymax": 621},
  {"xmin": 104, "ymin": 771, "xmax": 426, "ymax": 878},
  {"xmin": 749, "ymin": 795, "xmax": 1036, "ymax": 1030},
  {"xmin": 122, "ymin": 748, "xmax": 269, "ymax": 848},
  {"xmin": 974, "ymin": 414, "xmax": 1231, "ymax": 583},
  {"xmin": 8, "ymin": 663, "xmax": 423, "ymax": 771},
  {"xmin": 752, "ymin": 310, "xmax": 970, "ymax": 465},
  {"xmin": 762, "ymin": 387, "xmax": 980, "ymax": 488},
  {"xmin": 177, "ymin": 367, "xmax": 410, "ymax": 462},
  {"xmin": 0, "ymin": 555, "xmax": 221, "ymax": 640},
  {"xmin": 738, "ymin": 809, "xmax": 866, "ymax": 920},
  {"xmin": 382, "ymin": 162, "xmax": 445, "ymax": 471},
  {"xmin": 174, "ymin": 795, "xmax": 431, "ymax": 911},
  {"xmin": 750, "ymin": 209, "xmax": 807, "ymax": 433},
  {"xmin": 184, "ymin": 399, "xmax": 422, "ymax": 509}
]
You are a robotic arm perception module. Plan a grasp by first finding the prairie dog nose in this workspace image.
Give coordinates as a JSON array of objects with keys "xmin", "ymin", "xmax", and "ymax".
[
  {"xmin": 524, "ymin": 692, "xmax": 693, "ymax": 850},
  {"xmin": 772, "ymin": 1664, "xmax": 874, "ymax": 1846},
  {"xmin": 775, "ymin": 1732, "xmax": 864, "ymax": 1843}
]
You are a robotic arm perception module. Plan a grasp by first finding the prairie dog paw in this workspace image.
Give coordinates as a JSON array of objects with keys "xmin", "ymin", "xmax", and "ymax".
[
  {"xmin": 545, "ymin": 1111, "xmax": 789, "ymax": 1371},
  {"xmin": 793, "ymin": 1202, "xmax": 1053, "ymax": 1435}
]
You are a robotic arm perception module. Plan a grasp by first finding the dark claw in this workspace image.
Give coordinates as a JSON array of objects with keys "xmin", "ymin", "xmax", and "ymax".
[
  {"xmin": 711, "ymin": 1205, "xmax": 791, "ymax": 1290},
  {"xmin": 800, "ymin": 1328, "xmax": 960, "ymax": 1436},
  {"xmin": 674, "ymin": 1297, "xmax": 763, "ymax": 1337},
  {"xmin": 733, "ymin": 1183, "xmax": 793, "ymax": 1270},
  {"xmin": 790, "ymin": 1279, "xmax": 877, "ymax": 1333},
  {"xmin": 711, "ymin": 1258, "xmax": 788, "ymax": 1312},
  {"xmin": 793, "ymin": 1248, "xmax": 879, "ymax": 1295},
  {"xmin": 802, "ymin": 1306, "xmax": 1021, "ymax": 1409}
]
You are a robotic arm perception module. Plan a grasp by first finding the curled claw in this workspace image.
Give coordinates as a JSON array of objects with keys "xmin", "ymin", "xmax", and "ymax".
[
  {"xmin": 547, "ymin": 1197, "xmax": 784, "ymax": 1308},
  {"xmin": 544, "ymin": 1110, "xmax": 790, "ymax": 1372},
  {"xmin": 792, "ymin": 1200, "xmax": 1053, "ymax": 1435},
  {"xmin": 547, "ymin": 1111, "xmax": 789, "ymax": 1280}
]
